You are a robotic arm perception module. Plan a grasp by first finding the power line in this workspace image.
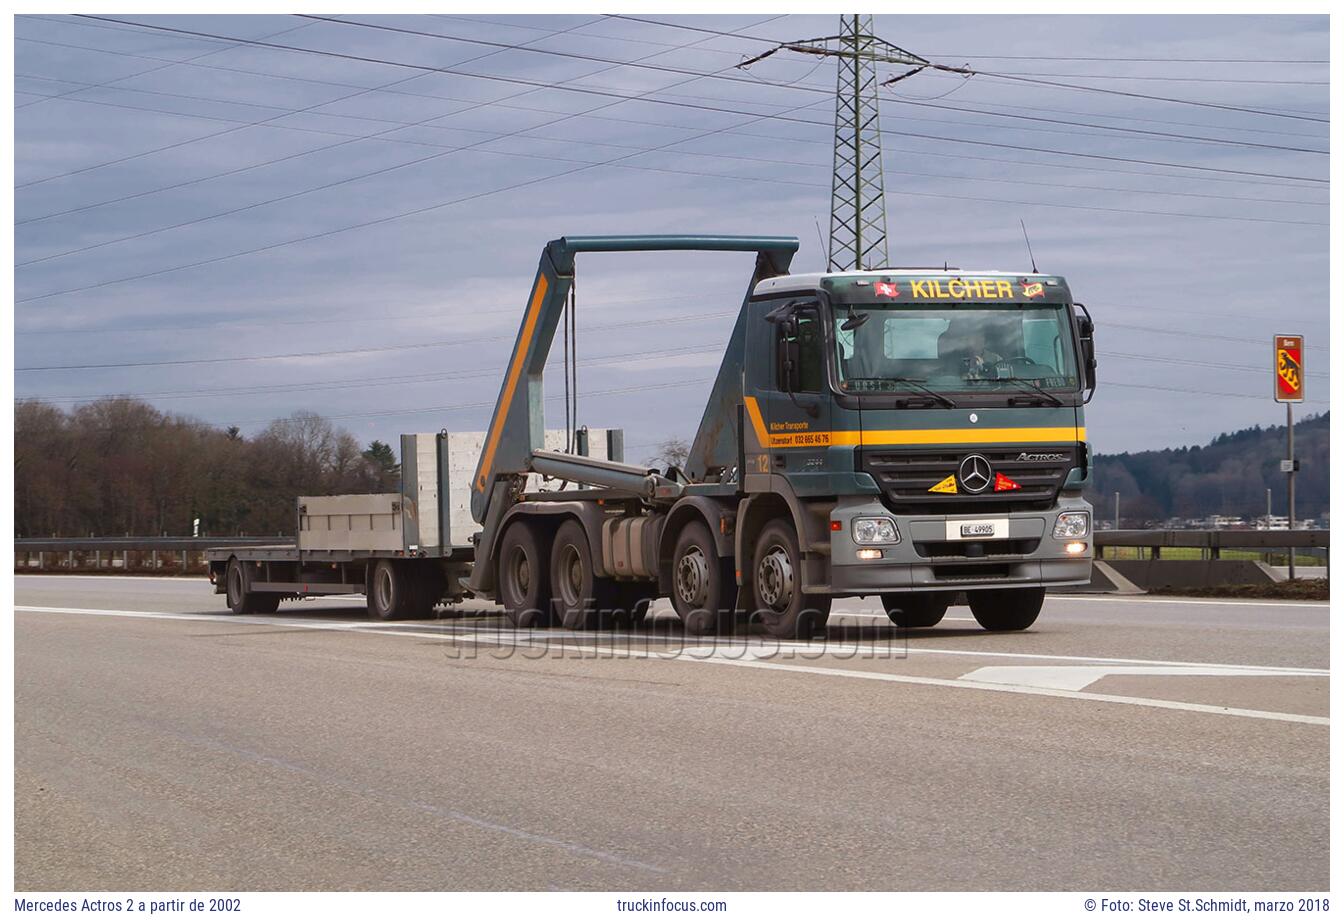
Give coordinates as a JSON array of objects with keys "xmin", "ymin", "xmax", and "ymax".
[
  {"xmin": 56, "ymin": 17, "xmax": 1328, "ymax": 184},
  {"xmin": 15, "ymin": 15, "xmax": 608, "ymax": 191},
  {"xmin": 299, "ymin": 14, "xmax": 1330, "ymax": 150},
  {"xmin": 606, "ymin": 14, "xmax": 1329, "ymax": 123},
  {"xmin": 21, "ymin": 63, "xmax": 1327, "ymax": 271},
  {"xmin": 17, "ymin": 48, "xmax": 1324, "ymax": 306},
  {"xmin": 23, "ymin": 23, "xmax": 1330, "ymax": 145},
  {"xmin": 13, "ymin": 292, "xmax": 691, "ymax": 336},
  {"xmin": 14, "ymin": 29, "xmax": 1326, "ymax": 225},
  {"xmin": 12, "ymin": 64, "xmax": 1324, "ymax": 242},
  {"xmin": 15, "ymin": 19, "xmax": 319, "ymax": 111},
  {"xmin": 973, "ymin": 69, "xmax": 1328, "ymax": 86},
  {"xmin": 14, "ymin": 311, "xmax": 739, "ymax": 372},
  {"xmin": 18, "ymin": 340, "xmax": 725, "ymax": 404}
]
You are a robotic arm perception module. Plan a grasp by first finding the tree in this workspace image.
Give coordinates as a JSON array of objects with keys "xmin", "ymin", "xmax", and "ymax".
[
  {"xmin": 363, "ymin": 440, "xmax": 400, "ymax": 490},
  {"xmin": 644, "ymin": 437, "xmax": 690, "ymax": 471}
]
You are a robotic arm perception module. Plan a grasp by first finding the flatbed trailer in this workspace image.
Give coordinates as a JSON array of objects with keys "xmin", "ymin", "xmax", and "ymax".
[{"xmin": 210, "ymin": 234, "xmax": 1098, "ymax": 635}]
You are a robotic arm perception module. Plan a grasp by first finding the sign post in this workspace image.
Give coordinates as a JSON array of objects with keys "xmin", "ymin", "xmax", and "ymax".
[{"xmin": 1274, "ymin": 334, "xmax": 1304, "ymax": 579}]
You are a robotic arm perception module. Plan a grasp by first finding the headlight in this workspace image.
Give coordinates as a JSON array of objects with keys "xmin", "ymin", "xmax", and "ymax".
[
  {"xmin": 1054, "ymin": 511, "xmax": 1091, "ymax": 539},
  {"xmin": 852, "ymin": 517, "xmax": 900, "ymax": 545}
]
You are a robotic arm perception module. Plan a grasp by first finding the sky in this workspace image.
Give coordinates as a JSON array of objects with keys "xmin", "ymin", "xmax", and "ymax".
[{"xmin": 12, "ymin": 12, "xmax": 1331, "ymax": 463}]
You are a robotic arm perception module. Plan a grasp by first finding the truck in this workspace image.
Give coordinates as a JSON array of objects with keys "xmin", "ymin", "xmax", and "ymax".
[{"xmin": 207, "ymin": 234, "xmax": 1097, "ymax": 638}]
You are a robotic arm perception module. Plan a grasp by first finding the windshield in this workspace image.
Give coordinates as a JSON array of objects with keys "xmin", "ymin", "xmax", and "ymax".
[{"xmin": 833, "ymin": 303, "xmax": 1080, "ymax": 394}]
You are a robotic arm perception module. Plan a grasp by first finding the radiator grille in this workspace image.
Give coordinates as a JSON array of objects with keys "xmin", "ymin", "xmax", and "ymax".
[{"xmin": 861, "ymin": 445, "xmax": 1079, "ymax": 515}]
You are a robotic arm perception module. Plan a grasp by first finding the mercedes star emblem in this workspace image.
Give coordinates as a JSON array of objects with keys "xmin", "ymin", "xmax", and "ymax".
[{"xmin": 958, "ymin": 454, "xmax": 993, "ymax": 493}]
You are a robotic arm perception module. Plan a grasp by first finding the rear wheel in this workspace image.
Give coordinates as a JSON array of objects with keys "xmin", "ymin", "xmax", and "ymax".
[
  {"xmin": 752, "ymin": 520, "xmax": 830, "ymax": 640},
  {"xmin": 498, "ymin": 520, "xmax": 555, "ymax": 628},
  {"xmin": 968, "ymin": 587, "xmax": 1045, "ymax": 631},
  {"xmin": 669, "ymin": 521, "xmax": 735, "ymax": 635},
  {"xmin": 881, "ymin": 591, "xmax": 952, "ymax": 628},
  {"xmin": 550, "ymin": 520, "xmax": 618, "ymax": 630},
  {"xmin": 369, "ymin": 558, "xmax": 411, "ymax": 620},
  {"xmin": 225, "ymin": 558, "xmax": 280, "ymax": 615}
]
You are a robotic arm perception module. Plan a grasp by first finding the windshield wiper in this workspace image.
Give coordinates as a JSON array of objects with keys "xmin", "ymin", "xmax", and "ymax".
[
  {"xmin": 845, "ymin": 377, "xmax": 957, "ymax": 408},
  {"xmin": 992, "ymin": 376, "xmax": 1064, "ymax": 407}
]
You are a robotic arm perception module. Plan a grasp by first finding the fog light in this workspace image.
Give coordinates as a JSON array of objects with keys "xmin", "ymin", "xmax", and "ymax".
[
  {"xmin": 1065, "ymin": 541, "xmax": 1087, "ymax": 555},
  {"xmin": 856, "ymin": 548, "xmax": 884, "ymax": 561}
]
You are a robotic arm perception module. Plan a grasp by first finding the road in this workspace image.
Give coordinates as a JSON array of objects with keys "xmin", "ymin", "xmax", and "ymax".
[{"xmin": 13, "ymin": 575, "xmax": 1329, "ymax": 891}]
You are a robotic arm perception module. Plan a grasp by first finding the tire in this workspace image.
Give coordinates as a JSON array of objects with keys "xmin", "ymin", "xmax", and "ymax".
[
  {"xmin": 497, "ymin": 520, "xmax": 555, "ymax": 628},
  {"xmin": 968, "ymin": 587, "xmax": 1045, "ymax": 631},
  {"xmin": 751, "ymin": 519, "xmax": 831, "ymax": 640},
  {"xmin": 881, "ymin": 591, "xmax": 952, "ymax": 628},
  {"xmin": 669, "ymin": 521, "xmax": 736, "ymax": 635},
  {"xmin": 369, "ymin": 558, "xmax": 412, "ymax": 620},
  {"xmin": 225, "ymin": 557, "xmax": 280, "ymax": 615},
  {"xmin": 550, "ymin": 520, "xmax": 618, "ymax": 630}
]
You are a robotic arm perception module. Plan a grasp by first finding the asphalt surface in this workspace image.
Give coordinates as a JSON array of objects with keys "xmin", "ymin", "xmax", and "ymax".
[{"xmin": 13, "ymin": 574, "xmax": 1330, "ymax": 891}]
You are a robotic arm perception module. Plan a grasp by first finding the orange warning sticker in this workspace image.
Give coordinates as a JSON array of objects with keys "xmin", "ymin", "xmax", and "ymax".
[{"xmin": 929, "ymin": 474, "xmax": 958, "ymax": 494}]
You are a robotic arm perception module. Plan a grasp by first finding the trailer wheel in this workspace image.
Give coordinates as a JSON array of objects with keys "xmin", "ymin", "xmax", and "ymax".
[
  {"xmin": 967, "ymin": 587, "xmax": 1045, "ymax": 631},
  {"xmin": 752, "ymin": 519, "xmax": 830, "ymax": 640},
  {"xmin": 550, "ymin": 520, "xmax": 618, "ymax": 630},
  {"xmin": 225, "ymin": 558, "xmax": 280, "ymax": 615},
  {"xmin": 369, "ymin": 559, "xmax": 411, "ymax": 620},
  {"xmin": 498, "ymin": 520, "xmax": 555, "ymax": 628},
  {"xmin": 881, "ymin": 591, "xmax": 952, "ymax": 628},
  {"xmin": 669, "ymin": 520, "xmax": 735, "ymax": 635}
]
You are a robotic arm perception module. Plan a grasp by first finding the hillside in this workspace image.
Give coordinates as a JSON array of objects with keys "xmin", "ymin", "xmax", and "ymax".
[{"xmin": 1085, "ymin": 412, "xmax": 1329, "ymax": 526}]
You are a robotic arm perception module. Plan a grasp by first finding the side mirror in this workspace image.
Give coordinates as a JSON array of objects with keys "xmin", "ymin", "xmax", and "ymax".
[{"xmin": 1074, "ymin": 305, "xmax": 1097, "ymax": 395}]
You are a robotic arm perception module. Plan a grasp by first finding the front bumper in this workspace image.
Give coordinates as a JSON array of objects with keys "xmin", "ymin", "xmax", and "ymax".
[{"xmin": 828, "ymin": 495, "xmax": 1094, "ymax": 595}]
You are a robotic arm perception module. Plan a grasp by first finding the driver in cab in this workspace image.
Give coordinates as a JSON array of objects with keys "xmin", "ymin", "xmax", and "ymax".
[{"xmin": 938, "ymin": 318, "xmax": 1003, "ymax": 378}]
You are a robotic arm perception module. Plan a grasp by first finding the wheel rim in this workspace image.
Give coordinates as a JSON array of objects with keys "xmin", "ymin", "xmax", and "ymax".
[
  {"xmin": 557, "ymin": 543, "xmax": 583, "ymax": 607},
  {"xmin": 504, "ymin": 546, "xmax": 530, "ymax": 601},
  {"xmin": 675, "ymin": 545, "xmax": 710, "ymax": 608},
  {"xmin": 375, "ymin": 566, "xmax": 394, "ymax": 611},
  {"xmin": 756, "ymin": 544, "xmax": 794, "ymax": 612}
]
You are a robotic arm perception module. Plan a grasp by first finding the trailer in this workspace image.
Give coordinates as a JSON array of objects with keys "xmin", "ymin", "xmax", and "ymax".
[{"xmin": 210, "ymin": 234, "xmax": 1098, "ymax": 636}]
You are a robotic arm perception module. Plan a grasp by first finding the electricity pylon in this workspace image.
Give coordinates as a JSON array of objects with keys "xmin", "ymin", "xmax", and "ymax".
[{"xmin": 739, "ymin": 15, "xmax": 930, "ymax": 272}]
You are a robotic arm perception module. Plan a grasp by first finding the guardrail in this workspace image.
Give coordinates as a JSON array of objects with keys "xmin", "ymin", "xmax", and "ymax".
[
  {"xmin": 14, "ymin": 536, "xmax": 290, "ymax": 575},
  {"xmin": 1095, "ymin": 528, "xmax": 1328, "ymax": 558}
]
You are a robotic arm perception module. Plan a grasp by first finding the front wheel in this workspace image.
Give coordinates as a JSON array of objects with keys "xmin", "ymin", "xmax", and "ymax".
[
  {"xmin": 967, "ymin": 587, "xmax": 1045, "ymax": 631},
  {"xmin": 881, "ymin": 591, "xmax": 952, "ymax": 628},
  {"xmin": 752, "ymin": 520, "xmax": 830, "ymax": 640}
]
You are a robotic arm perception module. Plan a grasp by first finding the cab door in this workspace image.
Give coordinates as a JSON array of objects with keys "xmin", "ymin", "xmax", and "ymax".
[{"xmin": 762, "ymin": 305, "xmax": 832, "ymax": 480}]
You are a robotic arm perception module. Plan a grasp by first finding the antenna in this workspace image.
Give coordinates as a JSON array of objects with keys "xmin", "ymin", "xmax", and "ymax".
[
  {"xmin": 1019, "ymin": 218, "xmax": 1039, "ymax": 273},
  {"xmin": 814, "ymin": 217, "xmax": 828, "ymax": 271}
]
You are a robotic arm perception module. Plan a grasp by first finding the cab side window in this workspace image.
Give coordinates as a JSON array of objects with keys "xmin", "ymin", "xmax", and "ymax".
[{"xmin": 777, "ymin": 308, "xmax": 824, "ymax": 392}]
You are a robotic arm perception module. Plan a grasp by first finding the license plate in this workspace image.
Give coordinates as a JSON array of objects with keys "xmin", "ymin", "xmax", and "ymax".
[{"xmin": 946, "ymin": 519, "xmax": 1007, "ymax": 540}]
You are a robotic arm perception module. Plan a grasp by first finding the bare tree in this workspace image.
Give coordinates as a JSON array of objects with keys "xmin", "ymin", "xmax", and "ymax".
[{"xmin": 645, "ymin": 437, "xmax": 690, "ymax": 471}]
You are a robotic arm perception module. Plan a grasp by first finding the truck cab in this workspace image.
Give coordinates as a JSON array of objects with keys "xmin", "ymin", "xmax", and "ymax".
[{"xmin": 731, "ymin": 269, "xmax": 1095, "ymax": 633}]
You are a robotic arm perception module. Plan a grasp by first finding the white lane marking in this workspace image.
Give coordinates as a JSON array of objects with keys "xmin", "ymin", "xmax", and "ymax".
[
  {"xmin": 19, "ymin": 604, "xmax": 1328, "ymax": 675},
  {"xmin": 694, "ymin": 657, "xmax": 1329, "ymax": 726},
  {"xmin": 963, "ymin": 665, "xmax": 1327, "ymax": 692},
  {"xmin": 17, "ymin": 606, "xmax": 1328, "ymax": 726}
]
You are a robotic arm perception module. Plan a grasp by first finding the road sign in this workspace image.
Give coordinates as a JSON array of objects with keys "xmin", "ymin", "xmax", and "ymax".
[{"xmin": 1274, "ymin": 334, "xmax": 1304, "ymax": 402}]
